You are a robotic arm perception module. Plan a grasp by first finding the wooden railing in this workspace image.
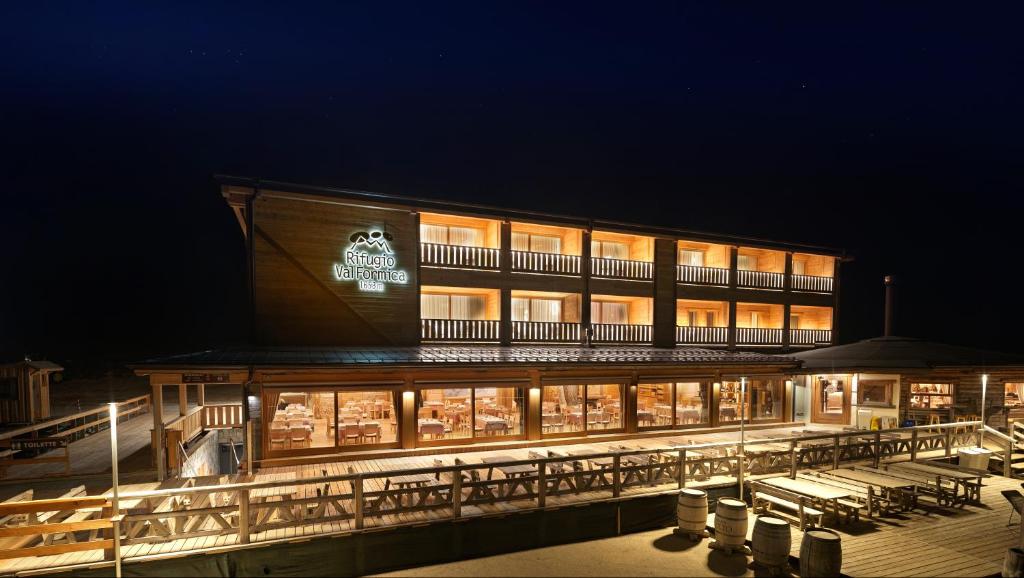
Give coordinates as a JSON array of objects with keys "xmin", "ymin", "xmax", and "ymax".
[
  {"xmin": 590, "ymin": 323, "xmax": 651, "ymax": 344},
  {"xmin": 420, "ymin": 243, "xmax": 500, "ymax": 270},
  {"xmin": 736, "ymin": 269, "xmax": 784, "ymax": 290},
  {"xmin": 165, "ymin": 407, "xmax": 204, "ymax": 442},
  {"xmin": 511, "ymin": 321, "xmax": 581, "ymax": 343},
  {"xmin": 510, "ymin": 250, "xmax": 581, "ymax": 275},
  {"xmin": 675, "ymin": 325, "xmax": 728, "ymax": 345},
  {"xmin": 590, "ymin": 257, "xmax": 653, "ymax": 281},
  {"xmin": 791, "ymin": 273, "xmax": 833, "ymax": 293},
  {"xmin": 420, "ymin": 319, "xmax": 500, "ymax": 342},
  {"xmin": 0, "ymin": 421, "xmax": 981, "ymax": 574},
  {"xmin": 0, "ymin": 395, "xmax": 150, "ymax": 445},
  {"xmin": 0, "ymin": 494, "xmax": 119, "ymax": 565},
  {"xmin": 789, "ymin": 329, "xmax": 832, "ymax": 346},
  {"xmin": 201, "ymin": 404, "xmax": 244, "ymax": 429},
  {"xmin": 736, "ymin": 327, "xmax": 783, "ymax": 345},
  {"xmin": 676, "ymin": 265, "xmax": 730, "ymax": 286}
]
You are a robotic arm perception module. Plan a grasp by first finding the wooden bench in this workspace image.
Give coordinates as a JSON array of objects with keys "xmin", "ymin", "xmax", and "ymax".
[
  {"xmin": 751, "ymin": 482, "xmax": 824, "ymax": 530},
  {"xmin": 798, "ymin": 473, "xmax": 878, "ymax": 519}
]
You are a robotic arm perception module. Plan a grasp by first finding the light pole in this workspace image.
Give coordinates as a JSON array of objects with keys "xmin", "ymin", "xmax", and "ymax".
[
  {"xmin": 109, "ymin": 403, "xmax": 122, "ymax": 578},
  {"xmin": 980, "ymin": 373, "xmax": 988, "ymax": 446},
  {"xmin": 739, "ymin": 377, "xmax": 746, "ymax": 498}
]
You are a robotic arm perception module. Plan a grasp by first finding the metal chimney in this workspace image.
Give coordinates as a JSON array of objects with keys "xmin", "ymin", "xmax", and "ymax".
[{"xmin": 883, "ymin": 275, "xmax": 895, "ymax": 337}]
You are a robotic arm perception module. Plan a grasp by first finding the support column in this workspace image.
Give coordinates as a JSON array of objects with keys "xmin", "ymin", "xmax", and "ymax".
[
  {"xmin": 527, "ymin": 371, "xmax": 542, "ymax": 440},
  {"xmin": 727, "ymin": 301, "xmax": 738, "ymax": 349},
  {"xmin": 581, "ymin": 229, "xmax": 592, "ymax": 345},
  {"xmin": 151, "ymin": 382, "xmax": 165, "ymax": 481},
  {"xmin": 500, "ymin": 220, "xmax": 513, "ymax": 346},
  {"xmin": 178, "ymin": 384, "xmax": 188, "ymax": 416},
  {"xmin": 711, "ymin": 381, "xmax": 722, "ymax": 428},
  {"xmin": 782, "ymin": 303, "xmax": 792, "ymax": 351},
  {"xmin": 625, "ymin": 381, "xmax": 639, "ymax": 433},
  {"xmin": 400, "ymin": 384, "xmax": 417, "ymax": 449},
  {"xmin": 196, "ymin": 384, "xmax": 206, "ymax": 407},
  {"xmin": 783, "ymin": 252, "xmax": 793, "ymax": 293},
  {"xmin": 784, "ymin": 379, "xmax": 795, "ymax": 422},
  {"xmin": 652, "ymin": 238, "xmax": 677, "ymax": 348}
]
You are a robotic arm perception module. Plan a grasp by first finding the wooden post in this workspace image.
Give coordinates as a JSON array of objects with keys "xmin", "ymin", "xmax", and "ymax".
[
  {"xmin": 911, "ymin": 429, "xmax": 919, "ymax": 461},
  {"xmin": 944, "ymin": 428, "xmax": 952, "ymax": 458},
  {"xmin": 112, "ymin": 515, "xmax": 123, "ymax": 578},
  {"xmin": 245, "ymin": 421, "xmax": 254, "ymax": 473},
  {"xmin": 537, "ymin": 459, "xmax": 546, "ymax": 508},
  {"xmin": 612, "ymin": 455, "xmax": 621, "ymax": 498},
  {"xmin": 677, "ymin": 449, "xmax": 686, "ymax": 489},
  {"xmin": 873, "ymin": 431, "xmax": 881, "ymax": 468},
  {"xmin": 400, "ymin": 388, "xmax": 416, "ymax": 449},
  {"xmin": 790, "ymin": 440, "xmax": 798, "ymax": 479},
  {"xmin": 737, "ymin": 446, "xmax": 745, "ymax": 498},
  {"xmin": 1006, "ymin": 442, "xmax": 1013, "ymax": 478},
  {"xmin": 238, "ymin": 489, "xmax": 250, "ymax": 544},
  {"xmin": 196, "ymin": 384, "xmax": 206, "ymax": 408},
  {"xmin": 354, "ymin": 477, "xmax": 364, "ymax": 529},
  {"xmin": 151, "ymin": 383, "xmax": 164, "ymax": 479},
  {"xmin": 451, "ymin": 467, "xmax": 462, "ymax": 519},
  {"xmin": 178, "ymin": 384, "xmax": 188, "ymax": 416},
  {"xmin": 833, "ymin": 435, "xmax": 840, "ymax": 470}
]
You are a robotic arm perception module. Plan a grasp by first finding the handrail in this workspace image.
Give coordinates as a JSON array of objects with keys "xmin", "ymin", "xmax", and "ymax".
[
  {"xmin": 983, "ymin": 425, "xmax": 1013, "ymax": 444},
  {"xmin": 0, "ymin": 394, "xmax": 151, "ymax": 441}
]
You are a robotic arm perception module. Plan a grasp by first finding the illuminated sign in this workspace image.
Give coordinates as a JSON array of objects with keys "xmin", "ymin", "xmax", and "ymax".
[{"xmin": 333, "ymin": 230, "xmax": 408, "ymax": 292}]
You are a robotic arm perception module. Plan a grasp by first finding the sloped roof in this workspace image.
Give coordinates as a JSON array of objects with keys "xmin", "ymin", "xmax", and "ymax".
[
  {"xmin": 791, "ymin": 336, "xmax": 1024, "ymax": 372},
  {"xmin": 132, "ymin": 345, "xmax": 799, "ymax": 371},
  {"xmin": 0, "ymin": 359, "xmax": 63, "ymax": 371}
]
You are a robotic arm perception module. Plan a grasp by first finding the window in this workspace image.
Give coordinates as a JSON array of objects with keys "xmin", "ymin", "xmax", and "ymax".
[
  {"xmin": 592, "ymin": 240, "xmax": 628, "ymax": 260},
  {"xmin": 474, "ymin": 387, "xmax": 524, "ymax": 438},
  {"xmin": 679, "ymin": 249, "xmax": 705, "ymax": 267},
  {"xmin": 675, "ymin": 382, "xmax": 709, "ymax": 425},
  {"xmin": 859, "ymin": 380, "xmax": 895, "ymax": 407},
  {"xmin": 816, "ymin": 376, "xmax": 846, "ymax": 415},
  {"xmin": 1005, "ymin": 383, "xmax": 1024, "ymax": 408},
  {"xmin": 737, "ymin": 254, "xmax": 757, "ymax": 271},
  {"xmin": 512, "ymin": 297, "xmax": 562, "ymax": 322},
  {"xmin": 420, "ymin": 294, "xmax": 485, "ymax": 320},
  {"xmin": 638, "ymin": 382, "xmax": 710, "ymax": 428},
  {"xmin": 909, "ymin": 383, "xmax": 953, "ymax": 410},
  {"xmin": 705, "ymin": 311, "xmax": 717, "ymax": 327},
  {"xmin": 420, "ymin": 224, "xmax": 484, "ymax": 247},
  {"xmin": 267, "ymin": 389, "xmax": 396, "ymax": 453},
  {"xmin": 789, "ymin": 315, "xmax": 800, "ymax": 330},
  {"xmin": 719, "ymin": 380, "xmax": 782, "ymax": 423},
  {"xmin": 637, "ymin": 383, "xmax": 672, "ymax": 427},
  {"xmin": 512, "ymin": 232, "xmax": 561, "ymax": 254},
  {"xmin": 416, "ymin": 386, "xmax": 524, "ymax": 442},
  {"xmin": 750, "ymin": 311, "xmax": 762, "ymax": 328},
  {"xmin": 541, "ymin": 384, "xmax": 624, "ymax": 436},
  {"xmin": 592, "ymin": 301, "xmax": 628, "ymax": 324},
  {"xmin": 792, "ymin": 259, "xmax": 806, "ymax": 275},
  {"xmin": 688, "ymin": 311, "xmax": 699, "ymax": 327}
]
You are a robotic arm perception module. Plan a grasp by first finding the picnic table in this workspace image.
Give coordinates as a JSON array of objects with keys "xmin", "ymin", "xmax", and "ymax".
[
  {"xmin": 761, "ymin": 476, "xmax": 851, "ymax": 522},
  {"xmin": 888, "ymin": 461, "xmax": 985, "ymax": 504},
  {"xmin": 251, "ymin": 474, "xmax": 298, "ymax": 526},
  {"xmin": 387, "ymin": 473, "xmax": 442, "ymax": 507},
  {"xmin": 480, "ymin": 455, "xmax": 537, "ymax": 497},
  {"xmin": 826, "ymin": 468, "xmax": 919, "ymax": 511}
]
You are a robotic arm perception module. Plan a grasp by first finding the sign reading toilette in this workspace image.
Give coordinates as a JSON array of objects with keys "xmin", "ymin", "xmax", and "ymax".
[{"xmin": 333, "ymin": 230, "xmax": 409, "ymax": 292}]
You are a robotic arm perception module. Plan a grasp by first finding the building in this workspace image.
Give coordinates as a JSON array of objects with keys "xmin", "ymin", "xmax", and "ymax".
[
  {"xmin": 132, "ymin": 176, "xmax": 847, "ymax": 471},
  {"xmin": 0, "ymin": 359, "xmax": 62, "ymax": 425}
]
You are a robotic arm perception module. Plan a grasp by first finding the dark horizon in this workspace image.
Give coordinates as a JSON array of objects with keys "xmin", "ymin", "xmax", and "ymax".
[{"xmin": 2, "ymin": 2, "xmax": 1023, "ymax": 370}]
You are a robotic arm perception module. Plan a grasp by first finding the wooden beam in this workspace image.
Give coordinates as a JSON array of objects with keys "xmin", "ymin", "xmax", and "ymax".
[
  {"xmin": 179, "ymin": 384, "xmax": 188, "ymax": 416},
  {"xmin": 196, "ymin": 384, "xmax": 206, "ymax": 407}
]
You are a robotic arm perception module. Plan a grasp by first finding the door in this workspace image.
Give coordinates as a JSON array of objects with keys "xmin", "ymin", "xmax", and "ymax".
[{"xmin": 810, "ymin": 376, "xmax": 850, "ymax": 425}]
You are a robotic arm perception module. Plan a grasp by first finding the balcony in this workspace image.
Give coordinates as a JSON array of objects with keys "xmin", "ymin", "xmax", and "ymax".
[
  {"xmin": 512, "ymin": 321, "xmax": 581, "ymax": 343},
  {"xmin": 676, "ymin": 264, "xmax": 730, "ymax": 286},
  {"xmin": 790, "ymin": 328, "xmax": 832, "ymax": 345},
  {"xmin": 591, "ymin": 257, "xmax": 652, "ymax": 280},
  {"xmin": 591, "ymin": 323, "xmax": 652, "ymax": 344},
  {"xmin": 420, "ymin": 243, "xmax": 500, "ymax": 270},
  {"xmin": 736, "ymin": 269, "xmax": 785, "ymax": 290},
  {"xmin": 421, "ymin": 319, "xmax": 500, "ymax": 342},
  {"xmin": 511, "ymin": 250, "xmax": 582, "ymax": 275},
  {"xmin": 675, "ymin": 325, "xmax": 728, "ymax": 346},
  {"xmin": 736, "ymin": 327, "xmax": 784, "ymax": 345},
  {"xmin": 590, "ymin": 230, "xmax": 653, "ymax": 281},
  {"xmin": 791, "ymin": 273, "xmax": 833, "ymax": 293}
]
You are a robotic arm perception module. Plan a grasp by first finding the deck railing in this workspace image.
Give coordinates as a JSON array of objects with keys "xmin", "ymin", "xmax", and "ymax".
[
  {"xmin": 675, "ymin": 325, "xmax": 728, "ymax": 345},
  {"xmin": 0, "ymin": 421, "xmax": 983, "ymax": 574},
  {"xmin": 736, "ymin": 269, "xmax": 785, "ymax": 290},
  {"xmin": 511, "ymin": 321, "xmax": 581, "ymax": 343},
  {"xmin": 510, "ymin": 250, "xmax": 581, "ymax": 275},
  {"xmin": 676, "ymin": 265, "xmax": 730, "ymax": 286},
  {"xmin": 590, "ymin": 323, "xmax": 651, "ymax": 344},
  {"xmin": 789, "ymin": 328, "xmax": 833, "ymax": 346},
  {"xmin": 590, "ymin": 257, "xmax": 653, "ymax": 281},
  {"xmin": 201, "ymin": 403, "xmax": 244, "ymax": 429},
  {"xmin": 791, "ymin": 273, "xmax": 833, "ymax": 293},
  {"xmin": 421, "ymin": 319, "xmax": 500, "ymax": 342},
  {"xmin": 419, "ymin": 243, "xmax": 500, "ymax": 270},
  {"xmin": 735, "ymin": 327, "xmax": 783, "ymax": 345}
]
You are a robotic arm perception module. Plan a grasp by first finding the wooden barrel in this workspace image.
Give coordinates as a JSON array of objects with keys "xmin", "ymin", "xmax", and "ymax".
[
  {"xmin": 1003, "ymin": 547, "xmax": 1024, "ymax": 578},
  {"xmin": 751, "ymin": 515, "xmax": 791, "ymax": 568},
  {"xmin": 800, "ymin": 528, "xmax": 842, "ymax": 578},
  {"xmin": 676, "ymin": 489, "xmax": 708, "ymax": 534},
  {"xmin": 713, "ymin": 498, "xmax": 748, "ymax": 548}
]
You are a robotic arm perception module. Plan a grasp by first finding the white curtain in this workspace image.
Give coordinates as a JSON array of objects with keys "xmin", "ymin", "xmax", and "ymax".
[
  {"xmin": 531, "ymin": 235, "xmax": 561, "ymax": 254},
  {"xmin": 511, "ymin": 232, "xmax": 530, "ymax": 252},
  {"xmin": 421, "ymin": 294, "xmax": 450, "ymax": 319},
  {"xmin": 737, "ymin": 254, "xmax": 757, "ymax": 271},
  {"xmin": 448, "ymin": 226, "xmax": 483, "ymax": 247},
  {"xmin": 679, "ymin": 249, "xmax": 704, "ymax": 267},
  {"xmin": 530, "ymin": 298, "xmax": 562, "ymax": 322},
  {"xmin": 421, "ymin": 224, "xmax": 448, "ymax": 244},
  {"xmin": 792, "ymin": 259, "xmax": 806, "ymax": 275},
  {"xmin": 593, "ymin": 241, "xmax": 628, "ymax": 259},
  {"xmin": 592, "ymin": 302, "xmax": 627, "ymax": 324},
  {"xmin": 511, "ymin": 297, "xmax": 530, "ymax": 321},
  {"xmin": 451, "ymin": 295, "xmax": 485, "ymax": 320}
]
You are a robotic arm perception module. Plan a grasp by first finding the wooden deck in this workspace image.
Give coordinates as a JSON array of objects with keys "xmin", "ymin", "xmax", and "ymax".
[
  {"xmin": 0, "ymin": 421, "xmax": 1005, "ymax": 577},
  {"xmin": 713, "ymin": 471, "xmax": 1022, "ymax": 577}
]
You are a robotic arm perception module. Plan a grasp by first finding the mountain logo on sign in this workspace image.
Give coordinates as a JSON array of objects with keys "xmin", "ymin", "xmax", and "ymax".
[{"xmin": 349, "ymin": 230, "xmax": 394, "ymax": 254}]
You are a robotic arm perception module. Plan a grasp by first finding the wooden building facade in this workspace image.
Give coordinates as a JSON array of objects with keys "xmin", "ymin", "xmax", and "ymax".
[{"xmin": 0, "ymin": 359, "xmax": 62, "ymax": 425}]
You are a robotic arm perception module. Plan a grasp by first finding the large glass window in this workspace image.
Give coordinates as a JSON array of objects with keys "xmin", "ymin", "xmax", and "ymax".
[
  {"xmin": 512, "ymin": 232, "xmax": 561, "ymax": 254},
  {"xmin": 591, "ymin": 301, "xmax": 628, "ymax": 324},
  {"xmin": 541, "ymin": 383, "xmax": 624, "ymax": 436},
  {"xmin": 592, "ymin": 240, "xmax": 628, "ymax": 260},
  {"xmin": 512, "ymin": 297, "xmax": 563, "ymax": 322},
  {"xmin": 421, "ymin": 293, "xmax": 486, "ymax": 320},
  {"xmin": 815, "ymin": 375, "xmax": 847, "ymax": 417},
  {"xmin": 909, "ymin": 383, "xmax": 953, "ymax": 410},
  {"xmin": 267, "ymin": 389, "xmax": 396, "ymax": 453},
  {"xmin": 1006, "ymin": 383, "xmax": 1024, "ymax": 409},
  {"xmin": 420, "ymin": 223, "xmax": 484, "ymax": 247},
  {"xmin": 417, "ymin": 386, "xmax": 525, "ymax": 442},
  {"xmin": 638, "ymin": 382, "xmax": 709, "ymax": 429},
  {"xmin": 638, "ymin": 383, "xmax": 672, "ymax": 428},
  {"xmin": 675, "ymin": 382, "xmax": 709, "ymax": 425},
  {"xmin": 587, "ymin": 384, "xmax": 622, "ymax": 430},
  {"xmin": 719, "ymin": 380, "xmax": 783, "ymax": 423}
]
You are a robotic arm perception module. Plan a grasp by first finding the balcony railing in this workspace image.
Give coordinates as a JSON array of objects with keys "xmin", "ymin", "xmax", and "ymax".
[
  {"xmin": 736, "ymin": 269, "xmax": 784, "ymax": 290},
  {"xmin": 789, "ymin": 328, "xmax": 832, "ymax": 346},
  {"xmin": 590, "ymin": 323, "xmax": 651, "ymax": 344},
  {"xmin": 511, "ymin": 250, "xmax": 581, "ymax": 275},
  {"xmin": 511, "ymin": 321, "xmax": 581, "ymax": 343},
  {"xmin": 736, "ymin": 327, "xmax": 783, "ymax": 345},
  {"xmin": 675, "ymin": 325, "xmax": 728, "ymax": 345},
  {"xmin": 591, "ymin": 257, "xmax": 653, "ymax": 281},
  {"xmin": 676, "ymin": 265, "xmax": 730, "ymax": 286},
  {"xmin": 421, "ymin": 319, "xmax": 500, "ymax": 342},
  {"xmin": 791, "ymin": 273, "xmax": 834, "ymax": 293},
  {"xmin": 420, "ymin": 243, "xmax": 500, "ymax": 270}
]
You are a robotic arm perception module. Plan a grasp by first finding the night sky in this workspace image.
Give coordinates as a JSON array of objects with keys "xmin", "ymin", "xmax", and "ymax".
[{"xmin": 2, "ymin": 3, "xmax": 1023, "ymax": 371}]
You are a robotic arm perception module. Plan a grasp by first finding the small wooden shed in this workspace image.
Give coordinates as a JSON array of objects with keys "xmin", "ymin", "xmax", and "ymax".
[{"xmin": 0, "ymin": 359, "xmax": 62, "ymax": 424}]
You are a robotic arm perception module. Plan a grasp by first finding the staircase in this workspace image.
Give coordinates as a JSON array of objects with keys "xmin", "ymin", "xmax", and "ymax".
[{"xmin": 984, "ymin": 422, "xmax": 1024, "ymax": 478}]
